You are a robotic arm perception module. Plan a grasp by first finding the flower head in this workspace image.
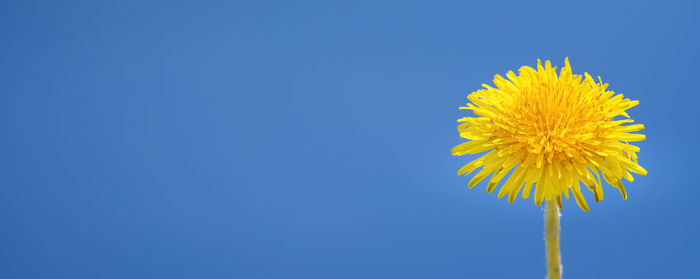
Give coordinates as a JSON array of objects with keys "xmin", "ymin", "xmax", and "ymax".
[{"xmin": 452, "ymin": 58, "xmax": 646, "ymax": 211}]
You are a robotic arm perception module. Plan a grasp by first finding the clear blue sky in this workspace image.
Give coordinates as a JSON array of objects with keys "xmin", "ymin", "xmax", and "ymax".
[{"xmin": 1, "ymin": 1, "xmax": 698, "ymax": 278}]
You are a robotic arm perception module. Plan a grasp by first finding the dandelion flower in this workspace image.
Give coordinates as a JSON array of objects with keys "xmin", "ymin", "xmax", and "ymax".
[{"xmin": 452, "ymin": 58, "xmax": 646, "ymax": 211}]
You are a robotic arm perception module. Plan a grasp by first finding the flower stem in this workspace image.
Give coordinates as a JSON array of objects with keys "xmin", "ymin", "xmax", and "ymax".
[{"xmin": 544, "ymin": 201, "xmax": 562, "ymax": 279}]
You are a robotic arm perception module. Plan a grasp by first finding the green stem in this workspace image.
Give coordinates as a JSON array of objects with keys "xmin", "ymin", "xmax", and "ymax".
[{"xmin": 544, "ymin": 201, "xmax": 562, "ymax": 279}]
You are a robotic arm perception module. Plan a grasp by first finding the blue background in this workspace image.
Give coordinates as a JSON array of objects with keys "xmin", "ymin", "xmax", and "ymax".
[{"xmin": 1, "ymin": 1, "xmax": 698, "ymax": 278}]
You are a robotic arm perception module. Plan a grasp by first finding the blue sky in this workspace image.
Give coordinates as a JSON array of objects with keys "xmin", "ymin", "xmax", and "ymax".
[{"xmin": 1, "ymin": 1, "xmax": 699, "ymax": 278}]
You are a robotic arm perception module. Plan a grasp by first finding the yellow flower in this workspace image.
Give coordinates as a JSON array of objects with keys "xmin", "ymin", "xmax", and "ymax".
[{"xmin": 452, "ymin": 58, "xmax": 646, "ymax": 211}]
